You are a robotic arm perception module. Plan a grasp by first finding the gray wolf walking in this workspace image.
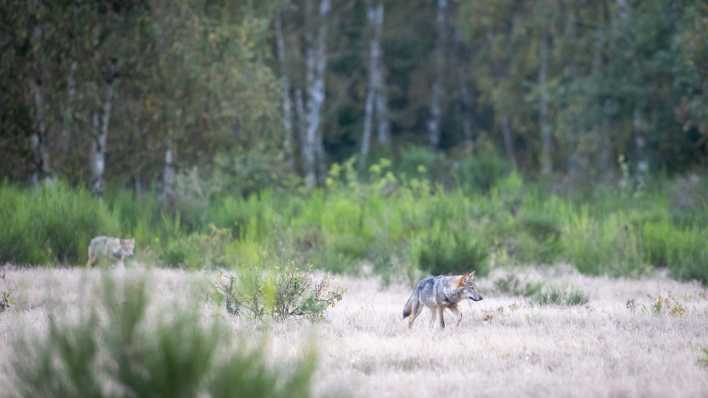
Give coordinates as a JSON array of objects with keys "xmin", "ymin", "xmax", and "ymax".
[
  {"xmin": 402, "ymin": 272, "xmax": 483, "ymax": 329},
  {"xmin": 86, "ymin": 236, "xmax": 135, "ymax": 267}
]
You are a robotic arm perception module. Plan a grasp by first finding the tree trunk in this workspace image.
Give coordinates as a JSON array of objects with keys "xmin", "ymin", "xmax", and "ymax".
[
  {"xmin": 275, "ymin": 11, "xmax": 296, "ymax": 170},
  {"xmin": 371, "ymin": 0, "xmax": 389, "ymax": 148},
  {"xmin": 162, "ymin": 138, "xmax": 176, "ymax": 208},
  {"xmin": 58, "ymin": 61, "xmax": 78, "ymax": 158},
  {"xmin": 360, "ymin": 0, "xmax": 385, "ymax": 167},
  {"xmin": 29, "ymin": 77, "xmax": 51, "ymax": 185},
  {"xmin": 428, "ymin": 0, "xmax": 448, "ymax": 149},
  {"xmin": 539, "ymin": 29, "xmax": 552, "ymax": 175},
  {"xmin": 595, "ymin": 4, "xmax": 612, "ymax": 173},
  {"xmin": 501, "ymin": 114, "xmax": 517, "ymax": 170},
  {"xmin": 303, "ymin": 0, "xmax": 331, "ymax": 188},
  {"xmin": 90, "ymin": 61, "xmax": 116, "ymax": 196},
  {"xmin": 294, "ymin": 87, "xmax": 307, "ymax": 176}
]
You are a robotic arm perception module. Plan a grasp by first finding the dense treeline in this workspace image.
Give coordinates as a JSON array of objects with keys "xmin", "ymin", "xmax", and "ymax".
[{"xmin": 1, "ymin": 0, "xmax": 706, "ymax": 194}]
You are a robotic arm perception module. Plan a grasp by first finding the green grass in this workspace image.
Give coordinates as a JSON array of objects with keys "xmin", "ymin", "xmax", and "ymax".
[{"xmin": 1, "ymin": 164, "xmax": 707, "ymax": 285}]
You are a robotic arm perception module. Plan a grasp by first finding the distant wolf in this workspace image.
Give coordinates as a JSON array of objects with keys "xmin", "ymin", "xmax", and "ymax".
[
  {"xmin": 86, "ymin": 236, "xmax": 135, "ymax": 267},
  {"xmin": 402, "ymin": 272, "xmax": 483, "ymax": 329}
]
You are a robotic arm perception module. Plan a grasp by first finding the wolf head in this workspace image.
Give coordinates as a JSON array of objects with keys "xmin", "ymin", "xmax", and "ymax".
[
  {"xmin": 120, "ymin": 239, "xmax": 135, "ymax": 257},
  {"xmin": 455, "ymin": 272, "xmax": 483, "ymax": 302}
]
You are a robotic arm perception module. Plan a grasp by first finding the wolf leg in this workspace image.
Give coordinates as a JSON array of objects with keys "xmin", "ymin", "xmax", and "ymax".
[
  {"xmin": 428, "ymin": 307, "xmax": 437, "ymax": 328},
  {"xmin": 438, "ymin": 307, "xmax": 446, "ymax": 329},
  {"xmin": 448, "ymin": 305, "xmax": 463, "ymax": 326},
  {"xmin": 408, "ymin": 301, "xmax": 422, "ymax": 329}
]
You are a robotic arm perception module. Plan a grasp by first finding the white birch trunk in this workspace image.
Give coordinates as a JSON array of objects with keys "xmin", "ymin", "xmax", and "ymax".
[
  {"xmin": 275, "ymin": 12, "xmax": 296, "ymax": 170},
  {"xmin": 162, "ymin": 139, "xmax": 176, "ymax": 207},
  {"xmin": 371, "ymin": 1, "xmax": 389, "ymax": 147},
  {"xmin": 90, "ymin": 62, "xmax": 116, "ymax": 196},
  {"xmin": 361, "ymin": 0, "xmax": 387, "ymax": 166},
  {"xmin": 594, "ymin": 19, "xmax": 611, "ymax": 172},
  {"xmin": 303, "ymin": 0, "xmax": 331, "ymax": 188},
  {"xmin": 29, "ymin": 77, "xmax": 51, "ymax": 184},
  {"xmin": 616, "ymin": 0, "xmax": 648, "ymax": 181},
  {"xmin": 539, "ymin": 30, "xmax": 552, "ymax": 175},
  {"xmin": 61, "ymin": 60, "xmax": 77, "ymax": 157},
  {"xmin": 428, "ymin": 0, "xmax": 448, "ymax": 148},
  {"xmin": 29, "ymin": 25, "xmax": 51, "ymax": 184}
]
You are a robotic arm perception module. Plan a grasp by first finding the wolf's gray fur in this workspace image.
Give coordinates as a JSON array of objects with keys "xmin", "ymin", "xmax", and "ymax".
[
  {"xmin": 86, "ymin": 236, "xmax": 135, "ymax": 267},
  {"xmin": 402, "ymin": 272, "xmax": 482, "ymax": 329}
]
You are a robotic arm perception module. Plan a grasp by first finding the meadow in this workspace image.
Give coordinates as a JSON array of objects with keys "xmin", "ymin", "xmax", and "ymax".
[
  {"xmin": 1, "ymin": 158, "xmax": 708, "ymax": 396},
  {"xmin": 1, "ymin": 266, "xmax": 707, "ymax": 397}
]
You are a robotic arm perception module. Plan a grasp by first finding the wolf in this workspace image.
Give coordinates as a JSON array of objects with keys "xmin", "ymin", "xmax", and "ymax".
[
  {"xmin": 86, "ymin": 236, "xmax": 135, "ymax": 267},
  {"xmin": 402, "ymin": 272, "xmax": 483, "ymax": 329}
]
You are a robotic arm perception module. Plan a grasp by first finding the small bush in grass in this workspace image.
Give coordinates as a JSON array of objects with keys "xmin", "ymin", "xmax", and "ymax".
[
  {"xmin": 12, "ymin": 276, "xmax": 315, "ymax": 398},
  {"xmin": 214, "ymin": 260, "xmax": 343, "ymax": 321},
  {"xmin": 494, "ymin": 274, "xmax": 544, "ymax": 297},
  {"xmin": 701, "ymin": 348, "xmax": 708, "ymax": 367},
  {"xmin": 531, "ymin": 286, "xmax": 589, "ymax": 306},
  {"xmin": 411, "ymin": 223, "xmax": 489, "ymax": 277}
]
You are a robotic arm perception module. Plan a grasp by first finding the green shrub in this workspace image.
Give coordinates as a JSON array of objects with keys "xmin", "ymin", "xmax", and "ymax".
[
  {"xmin": 665, "ymin": 227, "xmax": 708, "ymax": 285},
  {"xmin": 453, "ymin": 148, "xmax": 509, "ymax": 193},
  {"xmin": 493, "ymin": 274, "xmax": 544, "ymax": 297},
  {"xmin": 411, "ymin": 223, "xmax": 489, "ymax": 276},
  {"xmin": 0, "ymin": 181, "xmax": 120, "ymax": 265},
  {"xmin": 531, "ymin": 285, "xmax": 589, "ymax": 306},
  {"xmin": 12, "ymin": 276, "xmax": 315, "ymax": 398},
  {"xmin": 213, "ymin": 261, "xmax": 343, "ymax": 321},
  {"xmin": 396, "ymin": 146, "xmax": 445, "ymax": 179},
  {"xmin": 560, "ymin": 209, "xmax": 645, "ymax": 276},
  {"xmin": 158, "ymin": 226, "xmax": 231, "ymax": 269}
]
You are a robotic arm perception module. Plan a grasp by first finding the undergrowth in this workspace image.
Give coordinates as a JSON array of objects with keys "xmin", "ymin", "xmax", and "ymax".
[
  {"xmin": 11, "ymin": 275, "xmax": 316, "ymax": 398},
  {"xmin": 1, "ymin": 158, "xmax": 707, "ymax": 285}
]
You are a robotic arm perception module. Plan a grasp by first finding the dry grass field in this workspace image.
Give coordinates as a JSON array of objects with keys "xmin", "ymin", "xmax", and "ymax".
[{"xmin": 1, "ymin": 265, "xmax": 708, "ymax": 397}]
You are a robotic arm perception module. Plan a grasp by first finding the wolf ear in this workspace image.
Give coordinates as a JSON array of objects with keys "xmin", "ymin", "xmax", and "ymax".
[
  {"xmin": 468, "ymin": 271, "xmax": 476, "ymax": 280},
  {"xmin": 455, "ymin": 275, "xmax": 466, "ymax": 288}
]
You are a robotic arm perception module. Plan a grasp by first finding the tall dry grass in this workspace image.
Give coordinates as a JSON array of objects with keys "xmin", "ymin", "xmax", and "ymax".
[{"xmin": 1, "ymin": 265, "xmax": 708, "ymax": 397}]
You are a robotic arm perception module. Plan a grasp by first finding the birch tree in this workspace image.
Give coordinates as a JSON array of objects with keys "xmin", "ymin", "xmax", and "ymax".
[
  {"xmin": 275, "ymin": 9, "xmax": 296, "ymax": 170},
  {"xmin": 360, "ymin": 0, "xmax": 386, "ymax": 166},
  {"xmin": 303, "ymin": 0, "xmax": 331, "ymax": 187},
  {"xmin": 428, "ymin": 0, "xmax": 449, "ymax": 148}
]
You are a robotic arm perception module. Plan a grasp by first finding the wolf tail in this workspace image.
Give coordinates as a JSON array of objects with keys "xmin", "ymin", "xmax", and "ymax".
[{"xmin": 402, "ymin": 291, "xmax": 417, "ymax": 319}]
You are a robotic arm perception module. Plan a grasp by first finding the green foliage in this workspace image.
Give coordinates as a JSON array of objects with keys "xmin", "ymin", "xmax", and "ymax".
[
  {"xmin": 701, "ymin": 348, "xmax": 708, "ymax": 367},
  {"xmin": 411, "ymin": 222, "xmax": 489, "ymax": 277},
  {"xmin": 12, "ymin": 275, "xmax": 315, "ymax": 398},
  {"xmin": 0, "ymin": 181, "xmax": 119, "ymax": 265},
  {"xmin": 531, "ymin": 286, "xmax": 589, "ymax": 306},
  {"xmin": 560, "ymin": 209, "xmax": 645, "ymax": 276},
  {"xmin": 213, "ymin": 260, "xmax": 343, "ymax": 321},
  {"xmin": 453, "ymin": 146, "xmax": 510, "ymax": 193},
  {"xmin": 494, "ymin": 274, "xmax": 588, "ymax": 306},
  {"xmin": 494, "ymin": 274, "xmax": 544, "ymax": 298}
]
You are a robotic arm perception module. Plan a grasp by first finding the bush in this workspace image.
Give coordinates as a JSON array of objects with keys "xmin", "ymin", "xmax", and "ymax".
[
  {"xmin": 12, "ymin": 276, "xmax": 315, "ymax": 398},
  {"xmin": 410, "ymin": 223, "xmax": 489, "ymax": 276},
  {"xmin": 560, "ymin": 209, "xmax": 645, "ymax": 276},
  {"xmin": 494, "ymin": 274, "xmax": 544, "ymax": 297},
  {"xmin": 0, "ymin": 181, "xmax": 120, "ymax": 265},
  {"xmin": 396, "ymin": 146, "xmax": 445, "ymax": 180},
  {"xmin": 531, "ymin": 285, "xmax": 589, "ymax": 306},
  {"xmin": 213, "ymin": 260, "xmax": 343, "ymax": 321},
  {"xmin": 453, "ymin": 147, "xmax": 510, "ymax": 193}
]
